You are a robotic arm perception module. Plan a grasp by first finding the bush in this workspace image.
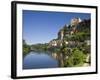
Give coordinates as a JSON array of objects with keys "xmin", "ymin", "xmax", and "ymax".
[{"xmin": 64, "ymin": 48, "xmax": 86, "ymax": 67}]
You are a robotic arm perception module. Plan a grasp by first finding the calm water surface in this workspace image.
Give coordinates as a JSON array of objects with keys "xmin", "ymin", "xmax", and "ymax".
[{"xmin": 23, "ymin": 51, "xmax": 59, "ymax": 69}]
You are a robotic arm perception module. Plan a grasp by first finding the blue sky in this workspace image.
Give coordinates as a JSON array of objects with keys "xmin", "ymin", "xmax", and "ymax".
[{"xmin": 23, "ymin": 10, "xmax": 90, "ymax": 45}]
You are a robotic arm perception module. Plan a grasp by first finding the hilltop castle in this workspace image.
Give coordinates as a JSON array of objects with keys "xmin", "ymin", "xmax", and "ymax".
[
  {"xmin": 49, "ymin": 17, "xmax": 90, "ymax": 47},
  {"xmin": 71, "ymin": 17, "xmax": 82, "ymax": 26}
]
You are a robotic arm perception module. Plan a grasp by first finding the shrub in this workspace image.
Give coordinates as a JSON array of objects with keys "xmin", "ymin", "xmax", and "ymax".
[{"xmin": 64, "ymin": 48, "xmax": 86, "ymax": 67}]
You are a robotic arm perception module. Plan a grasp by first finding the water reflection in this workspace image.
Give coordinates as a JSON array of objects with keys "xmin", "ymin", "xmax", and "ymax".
[
  {"xmin": 23, "ymin": 52, "xmax": 58, "ymax": 69},
  {"xmin": 23, "ymin": 51, "xmax": 67, "ymax": 69},
  {"xmin": 50, "ymin": 52, "xmax": 66, "ymax": 67}
]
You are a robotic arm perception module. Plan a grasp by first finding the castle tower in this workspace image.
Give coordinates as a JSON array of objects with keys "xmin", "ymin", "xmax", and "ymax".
[{"xmin": 71, "ymin": 17, "xmax": 81, "ymax": 26}]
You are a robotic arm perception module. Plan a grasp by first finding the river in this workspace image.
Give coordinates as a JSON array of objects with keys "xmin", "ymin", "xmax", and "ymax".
[{"xmin": 23, "ymin": 51, "xmax": 60, "ymax": 69}]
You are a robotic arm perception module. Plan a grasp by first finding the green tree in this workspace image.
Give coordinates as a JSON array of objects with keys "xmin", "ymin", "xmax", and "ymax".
[
  {"xmin": 64, "ymin": 48, "xmax": 86, "ymax": 67},
  {"xmin": 23, "ymin": 40, "xmax": 30, "ymax": 54}
]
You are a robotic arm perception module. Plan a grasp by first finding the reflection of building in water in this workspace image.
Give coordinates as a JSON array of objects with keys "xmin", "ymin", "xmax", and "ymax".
[
  {"xmin": 50, "ymin": 48, "xmax": 72, "ymax": 67},
  {"xmin": 51, "ymin": 53, "xmax": 58, "ymax": 59},
  {"xmin": 51, "ymin": 53, "xmax": 66, "ymax": 67},
  {"xmin": 51, "ymin": 53, "xmax": 64, "ymax": 67}
]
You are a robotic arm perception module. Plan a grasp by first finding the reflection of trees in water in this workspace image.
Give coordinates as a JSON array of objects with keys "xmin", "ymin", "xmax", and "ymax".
[
  {"xmin": 57, "ymin": 53, "xmax": 65, "ymax": 67},
  {"xmin": 51, "ymin": 52, "xmax": 66, "ymax": 67}
]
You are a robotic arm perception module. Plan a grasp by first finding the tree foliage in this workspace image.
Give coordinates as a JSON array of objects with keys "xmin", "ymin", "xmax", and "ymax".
[
  {"xmin": 23, "ymin": 40, "xmax": 30, "ymax": 54},
  {"xmin": 64, "ymin": 48, "xmax": 86, "ymax": 67}
]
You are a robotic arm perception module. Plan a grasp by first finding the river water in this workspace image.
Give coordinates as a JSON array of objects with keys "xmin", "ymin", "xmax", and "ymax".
[{"xmin": 23, "ymin": 51, "xmax": 59, "ymax": 69}]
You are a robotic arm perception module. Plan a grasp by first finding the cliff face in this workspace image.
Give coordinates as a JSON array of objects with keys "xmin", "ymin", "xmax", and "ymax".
[{"xmin": 49, "ymin": 18, "xmax": 90, "ymax": 47}]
